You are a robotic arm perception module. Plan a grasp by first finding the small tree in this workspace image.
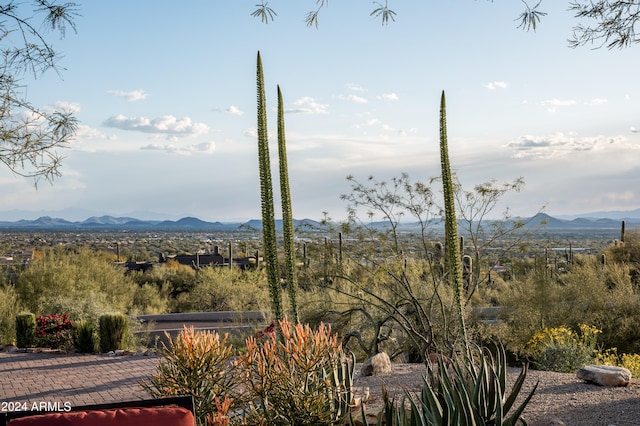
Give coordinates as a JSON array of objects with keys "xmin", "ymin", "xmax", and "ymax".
[{"xmin": 0, "ymin": 1, "xmax": 79, "ymax": 184}]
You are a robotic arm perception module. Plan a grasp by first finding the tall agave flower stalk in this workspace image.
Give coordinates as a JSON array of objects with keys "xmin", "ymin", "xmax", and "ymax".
[
  {"xmin": 439, "ymin": 91, "xmax": 469, "ymax": 350},
  {"xmin": 277, "ymin": 85, "xmax": 299, "ymax": 323},
  {"xmin": 256, "ymin": 51, "xmax": 283, "ymax": 323}
]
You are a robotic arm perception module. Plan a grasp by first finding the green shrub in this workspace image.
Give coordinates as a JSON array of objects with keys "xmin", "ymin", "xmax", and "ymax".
[
  {"xmin": 15, "ymin": 312, "xmax": 36, "ymax": 348},
  {"xmin": 73, "ymin": 320, "xmax": 96, "ymax": 353},
  {"xmin": 15, "ymin": 247, "xmax": 136, "ymax": 316},
  {"xmin": 141, "ymin": 326, "xmax": 238, "ymax": 426},
  {"xmin": 0, "ymin": 286, "xmax": 20, "ymax": 345},
  {"xmin": 99, "ymin": 313, "xmax": 128, "ymax": 352}
]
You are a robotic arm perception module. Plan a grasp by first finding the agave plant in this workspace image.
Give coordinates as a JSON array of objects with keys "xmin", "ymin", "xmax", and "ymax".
[{"xmin": 379, "ymin": 344, "xmax": 537, "ymax": 425}]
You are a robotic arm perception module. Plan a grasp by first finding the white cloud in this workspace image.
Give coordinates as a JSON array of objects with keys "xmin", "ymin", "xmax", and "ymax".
[
  {"xmin": 346, "ymin": 83, "xmax": 365, "ymax": 92},
  {"xmin": 108, "ymin": 89, "xmax": 149, "ymax": 101},
  {"xmin": 505, "ymin": 132, "xmax": 628, "ymax": 159},
  {"xmin": 103, "ymin": 114, "xmax": 209, "ymax": 136},
  {"xmin": 584, "ymin": 98, "xmax": 608, "ymax": 106},
  {"xmin": 286, "ymin": 97, "xmax": 329, "ymax": 114},
  {"xmin": 226, "ymin": 105, "xmax": 244, "ymax": 116},
  {"xmin": 354, "ymin": 118, "xmax": 380, "ymax": 128},
  {"xmin": 50, "ymin": 101, "xmax": 81, "ymax": 113},
  {"xmin": 378, "ymin": 93, "xmax": 399, "ymax": 101},
  {"xmin": 141, "ymin": 141, "xmax": 216, "ymax": 155},
  {"xmin": 631, "ymin": 127, "xmax": 638, "ymax": 133},
  {"xmin": 537, "ymin": 99, "xmax": 577, "ymax": 113},
  {"xmin": 482, "ymin": 81, "xmax": 508, "ymax": 90},
  {"xmin": 338, "ymin": 94, "xmax": 368, "ymax": 103}
]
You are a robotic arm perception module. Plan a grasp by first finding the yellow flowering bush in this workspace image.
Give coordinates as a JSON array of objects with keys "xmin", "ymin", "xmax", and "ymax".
[
  {"xmin": 524, "ymin": 324, "xmax": 600, "ymax": 373},
  {"xmin": 594, "ymin": 347, "xmax": 640, "ymax": 377}
]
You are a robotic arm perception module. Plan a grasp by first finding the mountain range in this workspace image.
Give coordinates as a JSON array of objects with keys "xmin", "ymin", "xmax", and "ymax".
[{"xmin": 0, "ymin": 213, "xmax": 637, "ymax": 232}]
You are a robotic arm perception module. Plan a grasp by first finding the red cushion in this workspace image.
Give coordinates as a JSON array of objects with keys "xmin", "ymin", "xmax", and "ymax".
[{"xmin": 8, "ymin": 406, "xmax": 194, "ymax": 426}]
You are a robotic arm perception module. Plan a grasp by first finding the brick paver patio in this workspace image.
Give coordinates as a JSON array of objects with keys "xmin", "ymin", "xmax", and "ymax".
[{"xmin": 0, "ymin": 352, "xmax": 161, "ymax": 410}]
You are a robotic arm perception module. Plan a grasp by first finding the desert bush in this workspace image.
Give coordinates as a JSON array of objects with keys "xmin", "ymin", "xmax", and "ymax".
[
  {"xmin": 132, "ymin": 283, "xmax": 169, "ymax": 314},
  {"xmin": 41, "ymin": 292, "xmax": 113, "ymax": 327},
  {"xmin": 99, "ymin": 313, "xmax": 128, "ymax": 352},
  {"xmin": 15, "ymin": 312, "xmax": 36, "ymax": 348},
  {"xmin": 234, "ymin": 318, "xmax": 355, "ymax": 425},
  {"xmin": 379, "ymin": 344, "xmax": 536, "ymax": 425},
  {"xmin": 15, "ymin": 247, "xmax": 137, "ymax": 316},
  {"xmin": 73, "ymin": 320, "xmax": 96, "ymax": 353},
  {"xmin": 0, "ymin": 285, "xmax": 20, "ymax": 344},
  {"xmin": 495, "ymin": 260, "xmax": 640, "ymax": 356},
  {"xmin": 173, "ymin": 267, "xmax": 269, "ymax": 313},
  {"xmin": 524, "ymin": 324, "xmax": 599, "ymax": 372},
  {"xmin": 141, "ymin": 326, "xmax": 238, "ymax": 426},
  {"xmin": 132, "ymin": 260, "xmax": 197, "ymax": 299}
]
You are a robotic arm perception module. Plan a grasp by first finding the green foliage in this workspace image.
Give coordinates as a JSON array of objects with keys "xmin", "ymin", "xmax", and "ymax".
[
  {"xmin": 141, "ymin": 326, "xmax": 238, "ymax": 426},
  {"xmin": 277, "ymin": 85, "xmax": 300, "ymax": 323},
  {"xmin": 495, "ymin": 259, "xmax": 640, "ymax": 356},
  {"xmin": 234, "ymin": 318, "xmax": 355, "ymax": 425},
  {"xmin": 132, "ymin": 283, "xmax": 169, "ymax": 314},
  {"xmin": 73, "ymin": 320, "xmax": 96, "ymax": 353},
  {"xmin": 132, "ymin": 260, "xmax": 197, "ymax": 300},
  {"xmin": 439, "ymin": 91, "xmax": 468, "ymax": 350},
  {"xmin": 0, "ymin": 285, "xmax": 20, "ymax": 344},
  {"xmin": 15, "ymin": 247, "xmax": 137, "ymax": 317},
  {"xmin": 174, "ymin": 267, "xmax": 269, "ymax": 313},
  {"xmin": 256, "ymin": 51, "xmax": 283, "ymax": 323},
  {"xmin": 15, "ymin": 312, "xmax": 36, "ymax": 348},
  {"xmin": 380, "ymin": 345, "xmax": 537, "ymax": 425},
  {"xmin": 99, "ymin": 313, "xmax": 128, "ymax": 352}
]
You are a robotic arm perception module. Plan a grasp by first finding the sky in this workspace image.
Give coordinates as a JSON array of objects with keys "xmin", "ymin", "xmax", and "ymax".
[{"xmin": 2, "ymin": 1, "xmax": 639, "ymax": 222}]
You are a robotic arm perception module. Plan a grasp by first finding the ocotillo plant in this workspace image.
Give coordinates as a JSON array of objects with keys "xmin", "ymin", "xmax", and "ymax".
[
  {"xmin": 277, "ymin": 85, "xmax": 299, "ymax": 323},
  {"xmin": 256, "ymin": 51, "xmax": 284, "ymax": 323},
  {"xmin": 439, "ymin": 91, "xmax": 469, "ymax": 349}
]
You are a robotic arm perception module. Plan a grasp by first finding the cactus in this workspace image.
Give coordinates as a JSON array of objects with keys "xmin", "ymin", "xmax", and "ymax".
[
  {"xmin": 277, "ymin": 85, "xmax": 299, "ymax": 323},
  {"xmin": 256, "ymin": 51, "xmax": 284, "ymax": 323},
  {"xmin": 438, "ymin": 91, "xmax": 469, "ymax": 350},
  {"xmin": 99, "ymin": 313, "xmax": 128, "ymax": 352},
  {"xmin": 16, "ymin": 312, "xmax": 36, "ymax": 348},
  {"xmin": 621, "ymin": 220, "xmax": 626, "ymax": 243}
]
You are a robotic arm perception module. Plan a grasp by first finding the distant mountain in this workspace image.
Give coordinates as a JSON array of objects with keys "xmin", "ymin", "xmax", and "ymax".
[
  {"xmin": 555, "ymin": 208, "xmax": 640, "ymax": 220},
  {"xmin": 0, "ymin": 214, "xmax": 635, "ymax": 232}
]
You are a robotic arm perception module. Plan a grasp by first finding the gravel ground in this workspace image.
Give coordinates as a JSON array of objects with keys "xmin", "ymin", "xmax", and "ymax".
[{"xmin": 352, "ymin": 364, "xmax": 640, "ymax": 425}]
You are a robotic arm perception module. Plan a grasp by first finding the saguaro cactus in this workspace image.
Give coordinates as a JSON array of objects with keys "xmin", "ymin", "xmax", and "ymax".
[
  {"xmin": 277, "ymin": 85, "xmax": 299, "ymax": 323},
  {"xmin": 256, "ymin": 51, "xmax": 283, "ymax": 323},
  {"xmin": 439, "ymin": 91, "xmax": 469, "ymax": 349}
]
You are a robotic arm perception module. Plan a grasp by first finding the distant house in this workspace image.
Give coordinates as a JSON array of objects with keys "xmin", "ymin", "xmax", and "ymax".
[{"xmin": 158, "ymin": 246, "xmax": 257, "ymax": 270}]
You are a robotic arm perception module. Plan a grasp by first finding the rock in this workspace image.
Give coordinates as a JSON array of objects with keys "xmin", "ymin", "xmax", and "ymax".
[
  {"xmin": 361, "ymin": 352, "xmax": 392, "ymax": 377},
  {"xmin": 576, "ymin": 365, "xmax": 631, "ymax": 387},
  {"xmin": 531, "ymin": 416, "xmax": 566, "ymax": 426}
]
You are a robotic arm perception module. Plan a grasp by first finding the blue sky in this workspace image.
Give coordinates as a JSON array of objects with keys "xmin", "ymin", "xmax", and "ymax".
[{"xmin": 2, "ymin": 1, "xmax": 639, "ymax": 222}]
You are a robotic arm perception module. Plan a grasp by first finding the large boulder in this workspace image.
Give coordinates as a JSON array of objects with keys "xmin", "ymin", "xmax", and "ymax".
[
  {"xmin": 576, "ymin": 365, "xmax": 631, "ymax": 387},
  {"xmin": 360, "ymin": 352, "xmax": 392, "ymax": 377}
]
